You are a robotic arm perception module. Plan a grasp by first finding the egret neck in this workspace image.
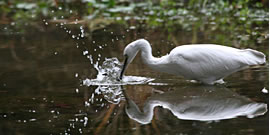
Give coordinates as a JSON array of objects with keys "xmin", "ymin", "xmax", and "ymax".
[{"xmin": 119, "ymin": 39, "xmax": 172, "ymax": 80}]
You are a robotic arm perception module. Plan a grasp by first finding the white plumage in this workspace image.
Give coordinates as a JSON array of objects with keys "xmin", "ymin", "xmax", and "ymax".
[{"xmin": 119, "ymin": 39, "xmax": 265, "ymax": 84}]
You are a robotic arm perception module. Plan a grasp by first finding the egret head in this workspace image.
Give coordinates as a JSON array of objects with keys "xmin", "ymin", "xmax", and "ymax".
[{"xmin": 119, "ymin": 40, "xmax": 140, "ymax": 80}]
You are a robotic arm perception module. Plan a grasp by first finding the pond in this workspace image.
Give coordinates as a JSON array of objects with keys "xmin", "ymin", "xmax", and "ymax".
[{"xmin": 0, "ymin": 23, "xmax": 268, "ymax": 135}]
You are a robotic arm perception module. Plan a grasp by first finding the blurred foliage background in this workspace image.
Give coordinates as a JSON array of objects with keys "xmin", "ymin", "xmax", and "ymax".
[{"xmin": 0, "ymin": 0, "xmax": 269, "ymax": 49}]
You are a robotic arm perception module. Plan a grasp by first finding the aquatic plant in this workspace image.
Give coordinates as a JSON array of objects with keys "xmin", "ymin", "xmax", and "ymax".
[{"xmin": 0, "ymin": 0, "xmax": 268, "ymax": 49}]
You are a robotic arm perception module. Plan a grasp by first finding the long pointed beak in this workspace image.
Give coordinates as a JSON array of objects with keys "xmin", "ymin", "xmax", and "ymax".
[{"xmin": 119, "ymin": 56, "xmax": 128, "ymax": 80}]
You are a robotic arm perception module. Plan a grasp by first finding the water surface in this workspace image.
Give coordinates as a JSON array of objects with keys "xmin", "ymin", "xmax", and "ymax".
[{"xmin": 0, "ymin": 24, "xmax": 268, "ymax": 135}]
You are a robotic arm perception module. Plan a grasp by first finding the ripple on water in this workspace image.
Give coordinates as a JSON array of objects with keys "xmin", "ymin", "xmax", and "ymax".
[{"xmin": 83, "ymin": 57, "xmax": 154, "ymax": 86}]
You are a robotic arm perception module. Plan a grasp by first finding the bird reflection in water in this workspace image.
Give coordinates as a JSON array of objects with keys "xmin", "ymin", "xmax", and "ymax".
[
  {"xmin": 82, "ymin": 57, "xmax": 267, "ymax": 126},
  {"xmin": 121, "ymin": 85, "xmax": 267, "ymax": 124}
]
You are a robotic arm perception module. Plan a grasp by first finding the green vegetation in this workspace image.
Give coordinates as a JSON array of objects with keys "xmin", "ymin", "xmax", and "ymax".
[{"xmin": 0, "ymin": 0, "xmax": 268, "ymax": 48}]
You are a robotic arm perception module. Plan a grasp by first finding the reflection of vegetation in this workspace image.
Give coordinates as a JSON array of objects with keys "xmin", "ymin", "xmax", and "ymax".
[{"xmin": 0, "ymin": 0, "xmax": 268, "ymax": 48}]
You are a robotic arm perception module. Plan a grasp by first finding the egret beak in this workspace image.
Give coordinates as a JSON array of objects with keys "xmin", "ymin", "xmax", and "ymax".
[{"xmin": 119, "ymin": 56, "xmax": 128, "ymax": 80}]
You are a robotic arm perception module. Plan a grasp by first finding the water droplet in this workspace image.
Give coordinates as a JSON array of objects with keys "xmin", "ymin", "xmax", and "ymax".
[
  {"xmin": 72, "ymin": 35, "xmax": 76, "ymax": 38},
  {"xmin": 262, "ymin": 87, "xmax": 268, "ymax": 93},
  {"xmin": 83, "ymin": 117, "xmax": 88, "ymax": 127},
  {"xmin": 79, "ymin": 128, "xmax": 82, "ymax": 134},
  {"xmin": 29, "ymin": 119, "xmax": 37, "ymax": 122},
  {"xmin": 89, "ymin": 55, "xmax": 93, "ymax": 64},
  {"xmin": 75, "ymin": 88, "xmax": 79, "ymax": 93},
  {"xmin": 85, "ymin": 101, "xmax": 90, "ymax": 106},
  {"xmin": 58, "ymin": 7, "xmax": 62, "ymax": 10}
]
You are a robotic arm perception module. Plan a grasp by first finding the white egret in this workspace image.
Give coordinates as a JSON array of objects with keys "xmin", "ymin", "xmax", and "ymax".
[{"xmin": 119, "ymin": 39, "xmax": 265, "ymax": 84}]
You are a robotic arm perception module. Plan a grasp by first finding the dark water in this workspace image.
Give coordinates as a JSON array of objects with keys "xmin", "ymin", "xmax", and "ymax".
[{"xmin": 0, "ymin": 24, "xmax": 268, "ymax": 135}]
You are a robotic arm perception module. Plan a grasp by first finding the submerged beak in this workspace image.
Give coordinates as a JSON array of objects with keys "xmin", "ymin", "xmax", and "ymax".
[{"xmin": 119, "ymin": 56, "xmax": 128, "ymax": 80}]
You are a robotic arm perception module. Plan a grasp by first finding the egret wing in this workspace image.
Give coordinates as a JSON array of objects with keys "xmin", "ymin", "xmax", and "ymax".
[{"xmin": 168, "ymin": 45, "xmax": 265, "ymax": 83}]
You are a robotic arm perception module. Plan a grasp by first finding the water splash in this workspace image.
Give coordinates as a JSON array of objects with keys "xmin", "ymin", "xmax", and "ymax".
[
  {"xmin": 83, "ymin": 57, "xmax": 154, "ymax": 86},
  {"xmin": 95, "ymin": 85, "xmax": 122, "ymax": 104}
]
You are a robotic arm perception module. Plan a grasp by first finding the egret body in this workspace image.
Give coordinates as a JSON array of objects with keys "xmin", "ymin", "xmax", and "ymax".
[{"xmin": 119, "ymin": 39, "xmax": 265, "ymax": 84}]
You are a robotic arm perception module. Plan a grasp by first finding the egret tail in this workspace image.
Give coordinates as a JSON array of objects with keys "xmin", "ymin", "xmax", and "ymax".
[{"xmin": 241, "ymin": 49, "xmax": 266, "ymax": 65}]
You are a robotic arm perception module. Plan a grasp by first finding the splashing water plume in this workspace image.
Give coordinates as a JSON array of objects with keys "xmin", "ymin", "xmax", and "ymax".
[{"xmin": 83, "ymin": 58, "xmax": 154, "ymax": 86}]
